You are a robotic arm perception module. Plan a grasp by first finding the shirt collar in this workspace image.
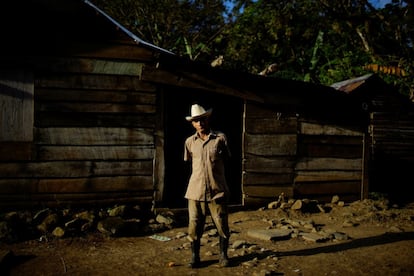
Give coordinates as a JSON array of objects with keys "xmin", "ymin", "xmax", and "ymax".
[{"xmin": 193, "ymin": 130, "xmax": 216, "ymax": 140}]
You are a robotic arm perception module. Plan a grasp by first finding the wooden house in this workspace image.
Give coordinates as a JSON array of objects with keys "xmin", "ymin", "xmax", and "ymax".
[
  {"xmin": 331, "ymin": 74, "xmax": 414, "ymax": 204},
  {"xmin": 0, "ymin": 0, "xmax": 411, "ymax": 211}
]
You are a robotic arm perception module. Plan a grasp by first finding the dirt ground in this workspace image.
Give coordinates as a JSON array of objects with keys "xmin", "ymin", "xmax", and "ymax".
[{"xmin": 1, "ymin": 199, "xmax": 414, "ymax": 276}]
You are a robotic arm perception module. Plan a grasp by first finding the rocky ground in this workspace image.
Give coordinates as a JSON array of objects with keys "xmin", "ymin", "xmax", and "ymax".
[{"xmin": 1, "ymin": 196, "xmax": 414, "ymax": 275}]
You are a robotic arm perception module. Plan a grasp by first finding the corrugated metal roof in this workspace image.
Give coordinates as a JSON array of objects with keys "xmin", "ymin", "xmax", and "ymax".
[{"xmin": 330, "ymin": 74, "xmax": 374, "ymax": 93}]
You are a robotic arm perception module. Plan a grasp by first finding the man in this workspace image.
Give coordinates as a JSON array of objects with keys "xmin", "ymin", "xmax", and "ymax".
[{"xmin": 184, "ymin": 103, "xmax": 231, "ymax": 268}]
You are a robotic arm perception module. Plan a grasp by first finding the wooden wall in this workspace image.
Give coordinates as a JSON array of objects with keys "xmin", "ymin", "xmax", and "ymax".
[
  {"xmin": 242, "ymin": 103, "xmax": 297, "ymax": 206},
  {"xmin": 368, "ymin": 111, "xmax": 414, "ymax": 203},
  {"xmin": 0, "ymin": 45, "xmax": 161, "ymax": 209},
  {"xmin": 294, "ymin": 119, "xmax": 365, "ymax": 202},
  {"xmin": 242, "ymin": 102, "xmax": 365, "ymax": 207}
]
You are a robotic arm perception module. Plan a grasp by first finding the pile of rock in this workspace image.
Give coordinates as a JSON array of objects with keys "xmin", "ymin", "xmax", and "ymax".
[{"xmin": 0, "ymin": 204, "xmax": 179, "ymax": 243}]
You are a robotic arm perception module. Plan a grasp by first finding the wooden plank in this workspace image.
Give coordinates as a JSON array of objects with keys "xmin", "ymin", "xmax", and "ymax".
[
  {"xmin": 295, "ymin": 157, "xmax": 362, "ymax": 171},
  {"xmin": 35, "ymin": 127, "xmax": 154, "ymax": 145},
  {"xmin": 93, "ymin": 161, "xmax": 153, "ymax": 176},
  {"xmin": 153, "ymin": 90, "xmax": 165, "ymax": 202},
  {"xmin": 35, "ymin": 74, "xmax": 148, "ymax": 91},
  {"xmin": 371, "ymin": 125, "xmax": 414, "ymax": 135},
  {"xmin": 0, "ymin": 161, "xmax": 152, "ymax": 178},
  {"xmin": 31, "ymin": 57, "xmax": 144, "ymax": 76},
  {"xmin": 37, "ymin": 102, "xmax": 156, "ymax": 113},
  {"xmin": 0, "ymin": 161, "xmax": 91, "ymax": 178},
  {"xmin": 243, "ymin": 185, "xmax": 293, "ymax": 198},
  {"xmin": 293, "ymin": 181, "xmax": 361, "ymax": 195},
  {"xmin": 370, "ymin": 111, "xmax": 414, "ymax": 121},
  {"xmin": 0, "ymin": 142, "xmax": 32, "ymax": 161},
  {"xmin": 294, "ymin": 171, "xmax": 362, "ymax": 182},
  {"xmin": 36, "ymin": 88, "xmax": 157, "ymax": 102},
  {"xmin": 61, "ymin": 42, "xmax": 155, "ymax": 61},
  {"xmin": 0, "ymin": 194, "xmax": 153, "ymax": 208},
  {"xmin": 299, "ymin": 135, "xmax": 363, "ymax": 145},
  {"xmin": 373, "ymin": 149, "xmax": 414, "ymax": 160},
  {"xmin": 0, "ymin": 70, "xmax": 34, "ymax": 141},
  {"xmin": 245, "ymin": 103, "xmax": 280, "ymax": 118},
  {"xmin": 141, "ymin": 67, "xmax": 263, "ymax": 102},
  {"xmin": 244, "ymin": 133, "xmax": 297, "ymax": 156},
  {"xmin": 245, "ymin": 117, "xmax": 297, "ymax": 134},
  {"xmin": 37, "ymin": 145, "xmax": 154, "ymax": 160},
  {"xmin": 298, "ymin": 143, "xmax": 363, "ymax": 158},
  {"xmin": 35, "ymin": 113, "xmax": 156, "ymax": 128},
  {"xmin": 0, "ymin": 176, "xmax": 153, "ymax": 193},
  {"xmin": 243, "ymin": 155, "xmax": 296, "ymax": 173},
  {"xmin": 243, "ymin": 172, "xmax": 293, "ymax": 185},
  {"xmin": 361, "ymin": 133, "xmax": 370, "ymax": 200},
  {"xmin": 300, "ymin": 122, "xmax": 363, "ymax": 136}
]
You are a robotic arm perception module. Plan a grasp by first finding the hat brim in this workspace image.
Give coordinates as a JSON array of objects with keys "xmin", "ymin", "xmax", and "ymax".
[{"xmin": 185, "ymin": 108, "xmax": 212, "ymax": 121}]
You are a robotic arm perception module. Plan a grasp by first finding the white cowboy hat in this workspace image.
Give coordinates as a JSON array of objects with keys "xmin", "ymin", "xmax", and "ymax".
[{"xmin": 185, "ymin": 104, "xmax": 213, "ymax": 121}]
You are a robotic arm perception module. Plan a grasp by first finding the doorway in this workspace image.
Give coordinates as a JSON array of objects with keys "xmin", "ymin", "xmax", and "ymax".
[{"xmin": 162, "ymin": 88, "xmax": 243, "ymax": 208}]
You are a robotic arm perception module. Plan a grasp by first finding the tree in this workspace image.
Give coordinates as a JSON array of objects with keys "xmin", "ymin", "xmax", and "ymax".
[
  {"xmin": 223, "ymin": 0, "xmax": 413, "ymax": 97},
  {"xmin": 92, "ymin": 0, "xmax": 413, "ymax": 98},
  {"xmin": 92, "ymin": 0, "xmax": 229, "ymax": 63}
]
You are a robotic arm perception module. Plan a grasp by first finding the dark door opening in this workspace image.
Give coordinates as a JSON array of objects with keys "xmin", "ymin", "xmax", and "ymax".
[{"xmin": 162, "ymin": 88, "xmax": 243, "ymax": 208}]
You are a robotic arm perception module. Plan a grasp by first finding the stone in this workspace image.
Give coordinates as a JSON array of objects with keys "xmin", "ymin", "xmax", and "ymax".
[
  {"xmin": 247, "ymin": 229, "xmax": 292, "ymax": 241},
  {"xmin": 301, "ymin": 232, "xmax": 329, "ymax": 242}
]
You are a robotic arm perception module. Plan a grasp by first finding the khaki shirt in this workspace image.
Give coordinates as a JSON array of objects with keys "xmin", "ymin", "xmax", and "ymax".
[{"xmin": 184, "ymin": 130, "xmax": 230, "ymax": 201}]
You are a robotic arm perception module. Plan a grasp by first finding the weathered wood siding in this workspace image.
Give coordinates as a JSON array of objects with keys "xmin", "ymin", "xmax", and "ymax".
[
  {"xmin": 368, "ymin": 111, "xmax": 414, "ymax": 202},
  {"xmin": 295, "ymin": 120, "xmax": 364, "ymax": 202},
  {"xmin": 242, "ymin": 103, "xmax": 297, "ymax": 206},
  {"xmin": 370, "ymin": 112, "xmax": 414, "ymax": 161},
  {"xmin": 242, "ymin": 102, "xmax": 365, "ymax": 206},
  {"xmin": 0, "ymin": 51, "xmax": 160, "ymax": 208}
]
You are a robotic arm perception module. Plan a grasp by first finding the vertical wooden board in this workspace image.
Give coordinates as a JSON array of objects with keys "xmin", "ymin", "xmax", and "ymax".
[
  {"xmin": 0, "ymin": 70, "xmax": 34, "ymax": 141},
  {"xmin": 153, "ymin": 91, "xmax": 165, "ymax": 203}
]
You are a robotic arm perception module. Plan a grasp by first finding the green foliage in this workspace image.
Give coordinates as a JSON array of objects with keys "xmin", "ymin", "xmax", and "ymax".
[
  {"xmin": 91, "ymin": 0, "xmax": 229, "ymax": 62},
  {"xmin": 91, "ymin": 0, "xmax": 413, "ymax": 98}
]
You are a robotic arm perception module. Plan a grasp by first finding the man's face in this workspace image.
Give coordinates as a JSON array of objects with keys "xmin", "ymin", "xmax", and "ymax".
[{"xmin": 191, "ymin": 117, "xmax": 209, "ymax": 133}]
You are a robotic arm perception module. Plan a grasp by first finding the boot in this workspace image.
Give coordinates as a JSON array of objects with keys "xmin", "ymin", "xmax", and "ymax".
[
  {"xmin": 188, "ymin": 240, "xmax": 200, "ymax": 268},
  {"xmin": 218, "ymin": 236, "xmax": 229, "ymax": 267}
]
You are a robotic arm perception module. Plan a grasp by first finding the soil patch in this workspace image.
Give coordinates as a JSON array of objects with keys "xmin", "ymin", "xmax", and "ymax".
[{"xmin": 1, "ymin": 199, "xmax": 414, "ymax": 276}]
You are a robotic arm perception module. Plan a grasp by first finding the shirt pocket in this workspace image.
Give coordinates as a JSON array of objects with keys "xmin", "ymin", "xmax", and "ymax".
[{"xmin": 209, "ymin": 144, "xmax": 222, "ymax": 162}]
